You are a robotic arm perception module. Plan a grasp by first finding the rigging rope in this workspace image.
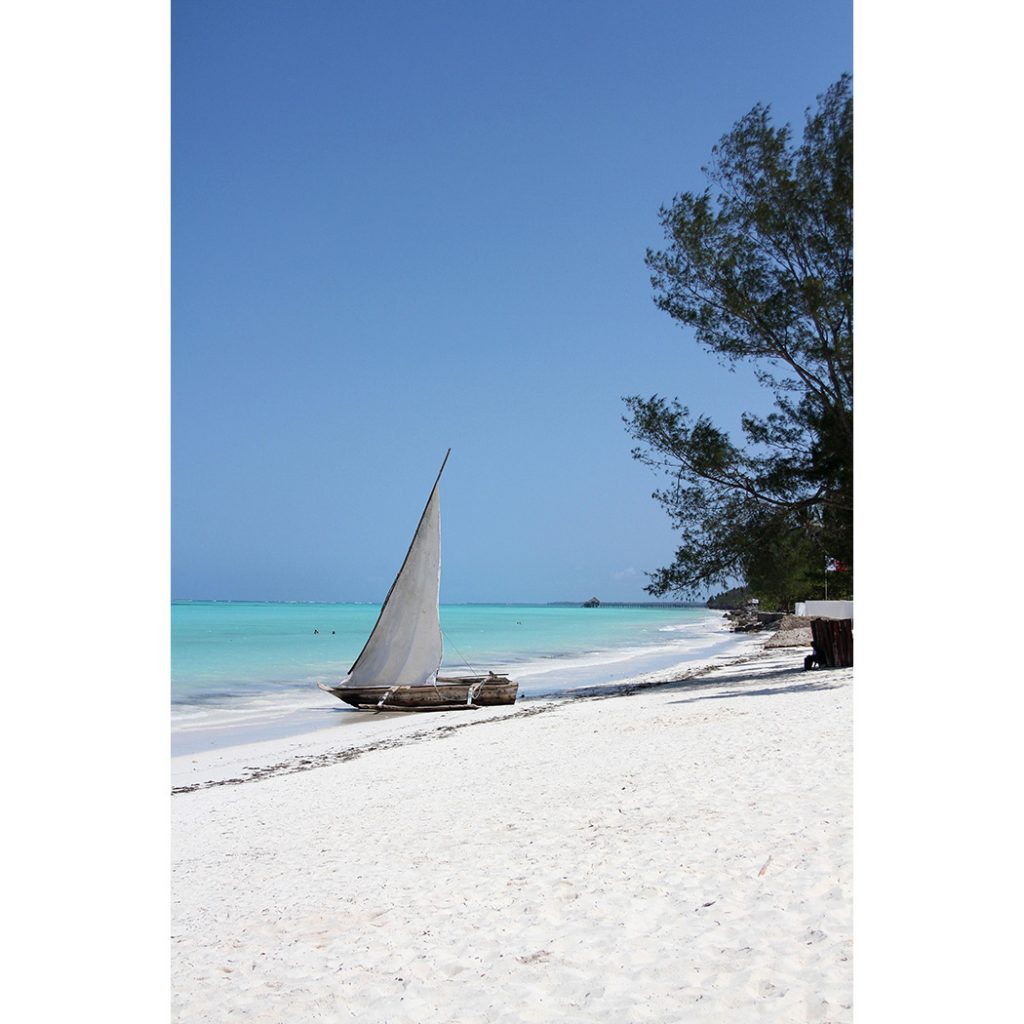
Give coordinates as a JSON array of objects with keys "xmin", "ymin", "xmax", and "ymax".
[{"xmin": 441, "ymin": 628, "xmax": 480, "ymax": 677}]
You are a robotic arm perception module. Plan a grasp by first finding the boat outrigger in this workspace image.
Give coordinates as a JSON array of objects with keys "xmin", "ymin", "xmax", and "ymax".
[{"xmin": 318, "ymin": 450, "xmax": 519, "ymax": 711}]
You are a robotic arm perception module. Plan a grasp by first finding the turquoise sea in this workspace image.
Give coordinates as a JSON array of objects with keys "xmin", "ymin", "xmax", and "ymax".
[
  {"xmin": 172, "ymin": 601, "xmax": 739, "ymax": 700},
  {"xmin": 171, "ymin": 601, "xmax": 746, "ymax": 752}
]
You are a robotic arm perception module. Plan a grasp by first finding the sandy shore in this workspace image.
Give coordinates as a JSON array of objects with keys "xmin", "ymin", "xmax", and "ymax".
[{"xmin": 172, "ymin": 642, "xmax": 852, "ymax": 1022}]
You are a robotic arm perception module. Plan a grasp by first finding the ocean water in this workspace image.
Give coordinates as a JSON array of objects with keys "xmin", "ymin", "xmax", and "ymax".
[
  {"xmin": 171, "ymin": 601, "xmax": 746, "ymax": 751},
  {"xmin": 173, "ymin": 601, "xmax": 734, "ymax": 701}
]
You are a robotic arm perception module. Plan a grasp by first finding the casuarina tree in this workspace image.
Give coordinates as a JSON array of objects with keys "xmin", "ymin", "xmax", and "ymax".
[{"xmin": 624, "ymin": 74, "xmax": 852, "ymax": 605}]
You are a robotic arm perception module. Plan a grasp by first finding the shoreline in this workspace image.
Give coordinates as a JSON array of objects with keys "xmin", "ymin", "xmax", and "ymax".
[
  {"xmin": 172, "ymin": 637, "xmax": 852, "ymax": 1022},
  {"xmin": 172, "ymin": 636, "xmax": 768, "ymax": 794},
  {"xmin": 171, "ymin": 626, "xmax": 766, "ymax": 776},
  {"xmin": 171, "ymin": 611, "xmax": 757, "ymax": 758}
]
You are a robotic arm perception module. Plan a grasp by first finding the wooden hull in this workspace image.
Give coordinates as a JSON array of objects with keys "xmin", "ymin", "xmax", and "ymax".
[{"xmin": 319, "ymin": 675, "xmax": 518, "ymax": 711}]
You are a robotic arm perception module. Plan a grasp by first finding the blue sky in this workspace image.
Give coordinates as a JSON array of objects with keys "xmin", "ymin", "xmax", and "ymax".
[{"xmin": 172, "ymin": 0, "xmax": 852, "ymax": 603}]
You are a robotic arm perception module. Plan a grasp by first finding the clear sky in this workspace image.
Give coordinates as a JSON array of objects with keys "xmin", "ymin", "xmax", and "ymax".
[{"xmin": 172, "ymin": 0, "xmax": 851, "ymax": 603}]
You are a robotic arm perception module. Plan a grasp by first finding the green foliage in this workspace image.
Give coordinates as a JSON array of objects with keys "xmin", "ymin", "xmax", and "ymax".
[
  {"xmin": 625, "ymin": 75, "xmax": 852, "ymax": 599},
  {"xmin": 705, "ymin": 586, "xmax": 753, "ymax": 610}
]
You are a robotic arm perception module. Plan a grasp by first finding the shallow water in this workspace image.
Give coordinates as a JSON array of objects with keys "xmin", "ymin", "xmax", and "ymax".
[
  {"xmin": 172, "ymin": 601, "xmax": 722, "ymax": 701},
  {"xmin": 171, "ymin": 601, "xmax": 743, "ymax": 752}
]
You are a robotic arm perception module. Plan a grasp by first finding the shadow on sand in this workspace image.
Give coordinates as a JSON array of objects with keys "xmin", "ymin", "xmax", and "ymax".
[{"xmin": 666, "ymin": 672, "xmax": 845, "ymax": 705}]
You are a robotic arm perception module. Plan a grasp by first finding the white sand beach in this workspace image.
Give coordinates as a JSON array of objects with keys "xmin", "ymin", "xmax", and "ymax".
[{"xmin": 172, "ymin": 643, "xmax": 852, "ymax": 1023}]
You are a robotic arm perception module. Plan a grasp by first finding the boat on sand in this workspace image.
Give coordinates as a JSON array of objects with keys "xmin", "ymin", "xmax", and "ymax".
[{"xmin": 318, "ymin": 450, "xmax": 518, "ymax": 711}]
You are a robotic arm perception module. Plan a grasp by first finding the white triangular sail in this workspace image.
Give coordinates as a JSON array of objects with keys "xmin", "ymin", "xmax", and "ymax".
[{"xmin": 345, "ymin": 452, "xmax": 448, "ymax": 688}]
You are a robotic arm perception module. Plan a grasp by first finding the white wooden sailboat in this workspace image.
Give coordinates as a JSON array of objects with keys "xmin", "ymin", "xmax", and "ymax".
[{"xmin": 318, "ymin": 450, "xmax": 518, "ymax": 711}]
